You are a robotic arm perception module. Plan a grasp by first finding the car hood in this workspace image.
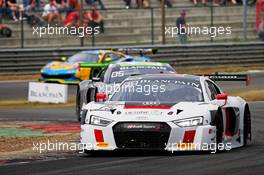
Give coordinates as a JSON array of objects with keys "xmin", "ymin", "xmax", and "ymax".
[
  {"xmin": 83, "ymin": 101, "xmax": 218, "ymax": 122},
  {"xmin": 41, "ymin": 61, "xmax": 78, "ymax": 75}
]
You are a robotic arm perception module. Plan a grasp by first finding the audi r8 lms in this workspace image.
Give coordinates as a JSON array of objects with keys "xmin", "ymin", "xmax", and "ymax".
[
  {"xmin": 40, "ymin": 50, "xmax": 150, "ymax": 84},
  {"xmin": 76, "ymin": 62, "xmax": 176, "ymax": 121},
  {"xmin": 80, "ymin": 74, "xmax": 251, "ymax": 153}
]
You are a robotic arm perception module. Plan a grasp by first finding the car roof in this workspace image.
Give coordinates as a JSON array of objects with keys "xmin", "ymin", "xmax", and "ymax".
[
  {"xmin": 125, "ymin": 73, "xmax": 201, "ymax": 81},
  {"xmin": 113, "ymin": 62, "xmax": 169, "ymax": 67},
  {"xmin": 80, "ymin": 50, "xmax": 110, "ymax": 54}
]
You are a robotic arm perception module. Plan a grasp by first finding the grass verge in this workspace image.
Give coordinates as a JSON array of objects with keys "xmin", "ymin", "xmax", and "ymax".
[{"xmin": 0, "ymin": 134, "xmax": 79, "ymax": 160}]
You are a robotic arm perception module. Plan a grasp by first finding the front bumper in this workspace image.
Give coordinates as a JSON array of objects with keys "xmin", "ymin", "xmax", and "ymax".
[
  {"xmin": 39, "ymin": 78, "xmax": 80, "ymax": 85},
  {"xmin": 80, "ymin": 122, "xmax": 216, "ymax": 152},
  {"xmin": 39, "ymin": 75, "xmax": 81, "ymax": 85}
]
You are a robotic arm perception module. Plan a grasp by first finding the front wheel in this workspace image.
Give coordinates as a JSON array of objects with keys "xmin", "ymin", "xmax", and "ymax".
[
  {"xmin": 76, "ymin": 89, "xmax": 86, "ymax": 122},
  {"xmin": 76, "ymin": 88, "xmax": 81, "ymax": 122},
  {"xmin": 243, "ymin": 105, "xmax": 251, "ymax": 146}
]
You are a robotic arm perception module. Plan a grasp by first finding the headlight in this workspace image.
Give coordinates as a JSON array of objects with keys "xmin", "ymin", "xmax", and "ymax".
[
  {"xmin": 89, "ymin": 115, "xmax": 113, "ymax": 127},
  {"xmin": 173, "ymin": 116, "xmax": 203, "ymax": 127}
]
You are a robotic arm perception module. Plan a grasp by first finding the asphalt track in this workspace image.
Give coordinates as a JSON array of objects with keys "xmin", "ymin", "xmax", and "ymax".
[
  {"xmin": 0, "ymin": 107, "xmax": 75, "ymax": 121},
  {"xmin": 0, "ymin": 102, "xmax": 263, "ymax": 175},
  {"xmin": 0, "ymin": 81, "xmax": 77, "ymax": 101}
]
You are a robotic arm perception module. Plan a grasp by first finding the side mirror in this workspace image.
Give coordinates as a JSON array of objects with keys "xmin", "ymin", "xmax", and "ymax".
[
  {"xmin": 92, "ymin": 77, "xmax": 100, "ymax": 82},
  {"xmin": 104, "ymin": 57, "xmax": 112, "ymax": 63},
  {"xmin": 96, "ymin": 93, "xmax": 107, "ymax": 101},
  {"xmin": 215, "ymin": 93, "xmax": 228, "ymax": 100},
  {"xmin": 61, "ymin": 56, "xmax": 67, "ymax": 61}
]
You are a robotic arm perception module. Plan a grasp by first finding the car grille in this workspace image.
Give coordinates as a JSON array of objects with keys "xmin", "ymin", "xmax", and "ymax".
[{"xmin": 113, "ymin": 122, "xmax": 171, "ymax": 149}]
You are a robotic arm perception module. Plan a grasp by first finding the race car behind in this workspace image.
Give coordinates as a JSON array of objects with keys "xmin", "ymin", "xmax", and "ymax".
[
  {"xmin": 76, "ymin": 62, "xmax": 176, "ymax": 121},
  {"xmin": 40, "ymin": 49, "xmax": 151, "ymax": 84}
]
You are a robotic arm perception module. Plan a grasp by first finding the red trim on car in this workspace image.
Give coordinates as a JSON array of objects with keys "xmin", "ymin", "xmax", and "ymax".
[
  {"xmin": 94, "ymin": 129, "xmax": 104, "ymax": 142},
  {"xmin": 183, "ymin": 130, "xmax": 196, "ymax": 143}
]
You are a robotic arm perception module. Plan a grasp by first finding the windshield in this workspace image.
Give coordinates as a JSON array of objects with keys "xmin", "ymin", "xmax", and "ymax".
[
  {"xmin": 110, "ymin": 77, "xmax": 204, "ymax": 103},
  {"xmin": 109, "ymin": 65, "xmax": 175, "ymax": 83},
  {"xmin": 67, "ymin": 53, "xmax": 99, "ymax": 63}
]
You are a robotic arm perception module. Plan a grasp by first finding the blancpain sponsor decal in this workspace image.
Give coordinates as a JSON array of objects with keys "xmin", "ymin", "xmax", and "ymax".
[
  {"xmin": 30, "ymin": 90, "xmax": 63, "ymax": 98},
  {"xmin": 137, "ymin": 79, "xmax": 200, "ymax": 88},
  {"xmin": 28, "ymin": 82, "xmax": 68, "ymax": 103},
  {"xmin": 120, "ymin": 66, "xmax": 167, "ymax": 70}
]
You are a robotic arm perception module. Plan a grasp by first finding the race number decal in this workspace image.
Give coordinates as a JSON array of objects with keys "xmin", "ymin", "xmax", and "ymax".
[{"xmin": 111, "ymin": 71, "xmax": 125, "ymax": 78}]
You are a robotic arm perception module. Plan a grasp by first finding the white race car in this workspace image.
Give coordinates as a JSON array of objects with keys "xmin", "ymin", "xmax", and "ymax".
[{"xmin": 80, "ymin": 74, "xmax": 251, "ymax": 153}]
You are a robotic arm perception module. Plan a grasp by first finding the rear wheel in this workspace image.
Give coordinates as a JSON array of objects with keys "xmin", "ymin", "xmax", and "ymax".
[
  {"xmin": 76, "ymin": 88, "xmax": 81, "ymax": 122},
  {"xmin": 243, "ymin": 105, "xmax": 251, "ymax": 146},
  {"xmin": 215, "ymin": 109, "xmax": 224, "ymax": 151},
  {"xmin": 89, "ymin": 88, "xmax": 97, "ymax": 102}
]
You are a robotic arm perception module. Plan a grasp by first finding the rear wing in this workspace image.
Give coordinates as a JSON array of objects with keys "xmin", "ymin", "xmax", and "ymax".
[
  {"xmin": 112, "ymin": 48, "xmax": 158, "ymax": 56},
  {"xmin": 79, "ymin": 62, "xmax": 109, "ymax": 68},
  {"xmin": 199, "ymin": 73, "xmax": 250, "ymax": 86},
  {"xmin": 79, "ymin": 62, "xmax": 109, "ymax": 78}
]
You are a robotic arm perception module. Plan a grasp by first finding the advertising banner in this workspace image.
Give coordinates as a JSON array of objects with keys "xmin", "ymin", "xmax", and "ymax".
[{"xmin": 28, "ymin": 82, "xmax": 68, "ymax": 103}]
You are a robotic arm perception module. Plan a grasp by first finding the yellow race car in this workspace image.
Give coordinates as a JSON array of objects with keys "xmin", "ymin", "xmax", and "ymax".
[{"xmin": 40, "ymin": 50, "xmax": 128, "ymax": 84}]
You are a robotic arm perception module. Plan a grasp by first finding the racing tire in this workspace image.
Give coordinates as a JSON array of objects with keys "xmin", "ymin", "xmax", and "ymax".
[
  {"xmin": 215, "ymin": 109, "xmax": 224, "ymax": 152},
  {"xmin": 76, "ymin": 87, "xmax": 97, "ymax": 122},
  {"xmin": 76, "ymin": 88, "xmax": 81, "ymax": 122},
  {"xmin": 84, "ymin": 150, "xmax": 92, "ymax": 154},
  {"xmin": 89, "ymin": 88, "xmax": 97, "ymax": 102},
  {"xmin": 243, "ymin": 105, "xmax": 251, "ymax": 147},
  {"xmin": 83, "ymin": 150, "xmax": 100, "ymax": 156}
]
